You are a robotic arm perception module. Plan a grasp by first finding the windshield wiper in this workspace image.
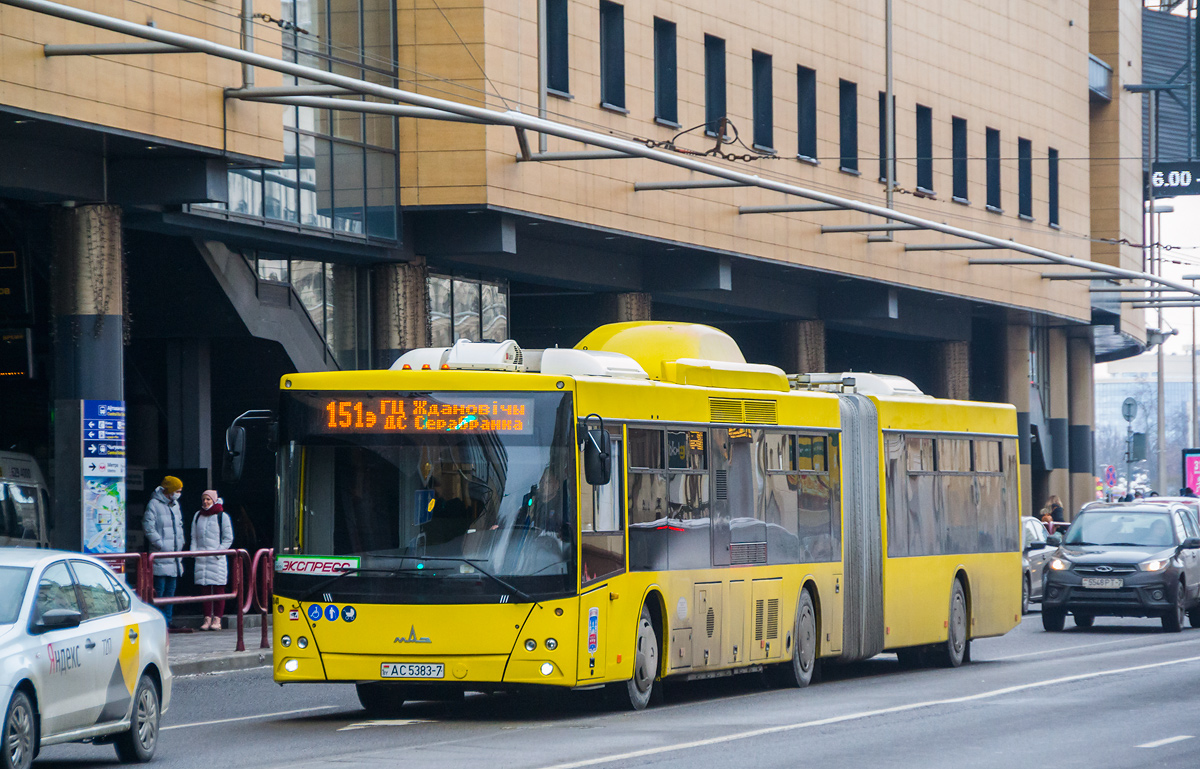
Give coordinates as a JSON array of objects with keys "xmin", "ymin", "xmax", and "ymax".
[
  {"xmin": 299, "ymin": 567, "xmax": 405, "ymax": 601},
  {"xmin": 1106, "ymin": 542, "xmax": 1153, "ymax": 547},
  {"xmin": 387, "ymin": 555, "xmax": 541, "ymax": 606}
]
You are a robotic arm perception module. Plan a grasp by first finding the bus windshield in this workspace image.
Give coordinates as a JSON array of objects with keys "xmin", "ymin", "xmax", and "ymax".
[{"xmin": 277, "ymin": 391, "xmax": 577, "ymax": 600}]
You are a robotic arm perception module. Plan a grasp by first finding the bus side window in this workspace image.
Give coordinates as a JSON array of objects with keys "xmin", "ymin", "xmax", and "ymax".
[
  {"xmin": 884, "ymin": 433, "xmax": 907, "ymax": 557},
  {"xmin": 581, "ymin": 434, "xmax": 625, "ymax": 586}
]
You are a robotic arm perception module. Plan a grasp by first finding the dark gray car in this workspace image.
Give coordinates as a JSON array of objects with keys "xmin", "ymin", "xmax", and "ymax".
[
  {"xmin": 1021, "ymin": 516, "xmax": 1054, "ymax": 614},
  {"xmin": 1041, "ymin": 504, "xmax": 1200, "ymax": 632}
]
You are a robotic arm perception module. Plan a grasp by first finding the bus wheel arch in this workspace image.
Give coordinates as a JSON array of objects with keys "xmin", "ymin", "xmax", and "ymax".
[
  {"xmin": 640, "ymin": 589, "xmax": 667, "ymax": 678},
  {"xmin": 609, "ymin": 590, "xmax": 665, "ymax": 711},
  {"xmin": 954, "ymin": 569, "xmax": 973, "ymax": 639},
  {"xmin": 940, "ymin": 572, "xmax": 971, "ymax": 668}
]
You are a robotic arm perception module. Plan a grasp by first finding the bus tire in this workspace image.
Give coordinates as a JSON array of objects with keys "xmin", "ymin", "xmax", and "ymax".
[
  {"xmin": 356, "ymin": 683, "xmax": 407, "ymax": 716},
  {"xmin": 618, "ymin": 605, "xmax": 659, "ymax": 711},
  {"xmin": 772, "ymin": 589, "xmax": 817, "ymax": 688},
  {"xmin": 938, "ymin": 579, "xmax": 969, "ymax": 668}
]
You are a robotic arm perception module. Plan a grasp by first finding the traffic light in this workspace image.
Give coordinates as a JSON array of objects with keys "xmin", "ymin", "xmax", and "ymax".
[{"xmin": 1129, "ymin": 432, "xmax": 1147, "ymax": 462}]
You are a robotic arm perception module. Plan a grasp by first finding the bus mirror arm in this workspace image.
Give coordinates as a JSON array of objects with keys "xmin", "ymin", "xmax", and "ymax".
[
  {"xmin": 223, "ymin": 409, "xmax": 276, "ymax": 484},
  {"xmin": 581, "ymin": 414, "xmax": 612, "ymax": 487}
]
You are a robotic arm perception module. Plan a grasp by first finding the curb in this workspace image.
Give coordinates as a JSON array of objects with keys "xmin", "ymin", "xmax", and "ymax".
[{"xmin": 171, "ymin": 650, "xmax": 273, "ymax": 677}]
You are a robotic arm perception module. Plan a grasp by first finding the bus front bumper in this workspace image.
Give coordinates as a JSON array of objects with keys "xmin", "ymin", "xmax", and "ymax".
[{"xmin": 274, "ymin": 652, "xmax": 575, "ymax": 687}]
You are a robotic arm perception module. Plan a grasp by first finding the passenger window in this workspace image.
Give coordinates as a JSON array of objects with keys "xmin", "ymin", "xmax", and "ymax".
[
  {"xmin": 667, "ymin": 429, "xmax": 708, "ymax": 470},
  {"xmin": 106, "ymin": 573, "xmax": 132, "ymax": 611},
  {"xmin": 937, "ymin": 439, "xmax": 972, "ymax": 472},
  {"xmin": 581, "ymin": 433, "xmax": 625, "ymax": 586},
  {"xmin": 1183, "ymin": 513, "xmax": 1200, "ymax": 540},
  {"xmin": 759, "ymin": 433, "xmax": 789, "ymax": 472},
  {"xmin": 33, "ymin": 562, "xmax": 81, "ymax": 624},
  {"xmin": 811, "ymin": 436, "xmax": 826, "ymax": 472},
  {"xmin": 0, "ymin": 482, "xmax": 40, "ymax": 541},
  {"xmin": 974, "ymin": 440, "xmax": 1001, "ymax": 473},
  {"xmin": 71, "ymin": 561, "xmax": 123, "ymax": 619},
  {"xmin": 1173, "ymin": 514, "xmax": 1188, "ymax": 544},
  {"xmin": 628, "ymin": 428, "xmax": 664, "ymax": 469},
  {"xmin": 907, "ymin": 437, "xmax": 934, "ymax": 472}
]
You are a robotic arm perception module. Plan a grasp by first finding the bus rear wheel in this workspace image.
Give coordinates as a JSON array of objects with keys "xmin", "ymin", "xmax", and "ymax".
[
  {"xmin": 356, "ymin": 683, "xmax": 407, "ymax": 716},
  {"xmin": 938, "ymin": 580, "xmax": 969, "ymax": 668},
  {"xmin": 771, "ymin": 589, "xmax": 817, "ymax": 688},
  {"xmin": 615, "ymin": 605, "xmax": 659, "ymax": 711}
]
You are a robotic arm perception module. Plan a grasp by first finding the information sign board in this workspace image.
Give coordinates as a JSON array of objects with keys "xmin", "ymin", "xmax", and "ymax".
[
  {"xmin": 1149, "ymin": 162, "xmax": 1200, "ymax": 197},
  {"xmin": 1183, "ymin": 449, "xmax": 1200, "ymax": 495},
  {"xmin": 82, "ymin": 400, "xmax": 126, "ymax": 554}
]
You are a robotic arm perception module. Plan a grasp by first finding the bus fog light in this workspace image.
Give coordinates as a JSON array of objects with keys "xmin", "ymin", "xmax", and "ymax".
[
  {"xmin": 525, "ymin": 639, "xmax": 537, "ymax": 651},
  {"xmin": 284, "ymin": 659, "xmax": 300, "ymax": 673},
  {"xmin": 298, "ymin": 636, "xmax": 309, "ymax": 649},
  {"xmin": 540, "ymin": 662, "xmax": 554, "ymax": 676},
  {"xmin": 281, "ymin": 635, "xmax": 292, "ymax": 647},
  {"xmin": 545, "ymin": 638, "xmax": 558, "ymax": 651}
]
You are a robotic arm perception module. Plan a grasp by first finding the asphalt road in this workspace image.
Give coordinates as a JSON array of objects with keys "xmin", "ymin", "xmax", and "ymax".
[{"xmin": 35, "ymin": 611, "xmax": 1200, "ymax": 769}]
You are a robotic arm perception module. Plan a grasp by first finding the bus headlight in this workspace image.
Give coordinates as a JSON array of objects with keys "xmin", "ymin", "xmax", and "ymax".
[
  {"xmin": 540, "ymin": 663, "xmax": 554, "ymax": 676},
  {"xmin": 545, "ymin": 638, "xmax": 558, "ymax": 651},
  {"xmin": 525, "ymin": 639, "xmax": 537, "ymax": 651},
  {"xmin": 281, "ymin": 635, "xmax": 292, "ymax": 647},
  {"xmin": 297, "ymin": 636, "xmax": 309, "ymax": 649},
  {"xmin": 283, "ymin": 659, "xmax": 300, "ymax": 673}
]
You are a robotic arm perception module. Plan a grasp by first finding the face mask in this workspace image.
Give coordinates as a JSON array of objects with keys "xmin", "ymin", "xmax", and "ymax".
[{"xmin": 171, "ymin": 492, "xmax": 182, "ymax": 502}]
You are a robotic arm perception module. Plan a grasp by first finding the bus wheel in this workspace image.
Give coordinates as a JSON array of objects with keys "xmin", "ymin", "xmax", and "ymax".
[
  {"xmin": 619, "ymin": 605, "xmax": 659, "ymax": 711},
  {"xmin": 772, "ymin": 589, "xmax": 817, "ymax": 688},
  {"xmin": 939, "ymin": 580, "xmax": 969, "ymax": 668},
  {"xmin": 356, "ymin": 683, "xmax": 407, "ymax": 716}
]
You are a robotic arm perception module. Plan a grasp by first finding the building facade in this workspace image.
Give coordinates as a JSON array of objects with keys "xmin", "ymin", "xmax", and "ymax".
[{"xmin": 0, "ymin": 0, "xmax": 1148, "ymax": 547}]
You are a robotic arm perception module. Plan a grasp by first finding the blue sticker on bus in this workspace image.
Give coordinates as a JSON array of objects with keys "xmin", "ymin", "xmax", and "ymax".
[
  {"xmin": 325, "ymin": 604, "xmax": 340, "ymax": 621},
  {"xmin": 308, "ymin": 604, "xmax": 323, "ymax": 621},
  {"xmin": 342, "ymin": 606, "xmax": 357, "ymax": 622}
]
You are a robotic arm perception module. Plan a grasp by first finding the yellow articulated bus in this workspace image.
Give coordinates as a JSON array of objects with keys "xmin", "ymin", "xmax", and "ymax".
[{"xmin": 269, "ymin": 322, "xmax": 1021, "ymax": 712}]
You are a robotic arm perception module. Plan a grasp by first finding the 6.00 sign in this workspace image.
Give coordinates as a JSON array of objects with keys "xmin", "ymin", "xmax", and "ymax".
[{"xmin": 1149, "ymin": 162, "xmax": 1200, "ymax": 196}]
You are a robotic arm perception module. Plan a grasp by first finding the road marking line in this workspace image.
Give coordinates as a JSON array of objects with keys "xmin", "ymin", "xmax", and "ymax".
[
  {"xmin": 163, "ymin": 706, "xmax": 339, "ymax": 731},
  {"xmin": 338, "ymin": 719, "xmax": 429, "ymax": 732},
  {"xmin": 537, "ymin": 654, "xmax": 1200, "ymax": 769},
  {"xmin": 1138, "ymin": 735, "xmax": 1194, "ymax": 749},
  {"xmin": 989, "ymin": 638, "xmax": 1132, "ymax": 660}
]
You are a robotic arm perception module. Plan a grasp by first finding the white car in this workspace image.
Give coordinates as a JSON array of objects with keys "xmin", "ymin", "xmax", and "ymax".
[{"xmin": 0, "ymin": 549, "xmax": 171, "ymax": 769}]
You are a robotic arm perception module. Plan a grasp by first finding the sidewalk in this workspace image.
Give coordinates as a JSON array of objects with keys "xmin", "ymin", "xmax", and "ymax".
[{"xmin": 168, "ymin": 616, "xmax": 274, "ymax": 677}]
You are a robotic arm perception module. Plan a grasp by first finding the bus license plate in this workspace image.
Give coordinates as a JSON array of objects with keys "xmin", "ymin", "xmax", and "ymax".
[
  {"xmin": 1081, "ymin": 578, "xmax": 1123, "ymax": 589},
  {"xmin": 381, "ymin": 663, "xmax": 444, "ymax": 679}
]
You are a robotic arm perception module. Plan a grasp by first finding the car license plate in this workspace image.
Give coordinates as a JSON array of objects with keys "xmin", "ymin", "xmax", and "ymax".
[
  {"xmin": 380, "ymin": 662, "xmax": 444, "ymax": 679},
  {"xmin": 1081, "ymin": 577, "xmax": 1123, "ymax": 589}
]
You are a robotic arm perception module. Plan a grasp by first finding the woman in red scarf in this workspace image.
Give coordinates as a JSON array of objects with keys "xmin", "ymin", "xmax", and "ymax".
[{"xmin": 191, "ymin": 490, "xmax": 234, "ymax": 630}]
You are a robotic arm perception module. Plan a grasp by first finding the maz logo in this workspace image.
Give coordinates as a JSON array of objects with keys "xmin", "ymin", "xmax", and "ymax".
[{"xmin": 394, "ymin": 625, "xmax": 431, "ymax": 644}]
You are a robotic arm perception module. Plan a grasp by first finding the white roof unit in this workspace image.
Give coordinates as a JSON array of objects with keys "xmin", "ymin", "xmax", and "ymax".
[
  {"xmin": 539, "ymin": 348, "xmax": 649, "ymax": 379},
  {"xmin": 390, "ymin": 339, "xmax": 525, "ymax": 371},
  {"xmin": 793, "ymin": 372, "xmax": 928, "ymax": 397}
]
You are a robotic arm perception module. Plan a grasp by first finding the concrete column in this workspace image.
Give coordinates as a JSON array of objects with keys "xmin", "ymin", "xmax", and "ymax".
[
  {"xmin": 934, "ymin": 340, "xmax": 970, "ymax": 401},
  {"xmin": 613, "ymin": 292, "xmax": 651, "ymax": 322},
  {"xmin": 165, "ymin": 339, "xmax": 212, "ymax": 478},
  {"xmin": 50, "ymin": 204, "xmax": 124, "ymax": 549},
  {"xmin": 373, "ymin": 260, "xmax": 429, "ymax": 367},
  {"xmin": 1004, "ymin": 319, "xmax": 1033, "ymax": 519},
  {"xmin": 782, "ymin": 320, "xmax": 826, "ymax": 374},
  {"xmin": 1047, "ymin": 328, "xmax": 1070, "ymax": 512},
  {"xmin": 1068, "ymin": 332, "xmax": 1096, "ymax": 516}
]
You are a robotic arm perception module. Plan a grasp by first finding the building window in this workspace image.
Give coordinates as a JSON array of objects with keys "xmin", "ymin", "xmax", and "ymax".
[
  {"xmin": 752, "ymin": 51, "xmax": 773, "ymax": 151},
  {"xmin": 839, "ymin": 80, "xmax": 858, "ymax": 173},
  {"xmin": 986, "ymin": 127, "xmax": 1002, "ymax": 211},
  {"xmin": 1048, "ymin": 147, "xmax": 1060, "ymax": 226},
  {"xmin": 428, "ymin": 276, "xmax": 509, "ymax": 347},
  {"xmin": 952, "ymin": 117, "xmax": 968, "ymax": 202},
  {"xmin": 546, "ymin": 0, "xmax": 569, "ymax": 95},
  {"xmin": 653, "ymin": 17, "xmax": 677, "ymax": 125},
  {"xmin": 599, "ymin": 1, "xmax": 625, "ymax": 111},
  {"xmin": 915, "ymin": 104, "xmax": 933, "ymax": 194},
  {"xmin": 797, "ymin": 66, "xmax": 817, "ymax": 161},
  {"xmin": 878, "ymin": 92, "xmax": 895, "ymax": 182},
  {"xmin": 704, "ymin": 35, "xmax": 726, "ymax": 136},
  {"xmin": 197, "ymin": 0, "xmax": 400, "ymax": 242},
  {"xmin": 1018, "ymin": 137, "xmax": 1033, "ymax": 219}
]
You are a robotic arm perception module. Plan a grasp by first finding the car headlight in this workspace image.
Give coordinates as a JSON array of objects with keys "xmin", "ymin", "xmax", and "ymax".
[
  {"xmin": 1140, "ymin": 559, "xmax": 1169, "ymax": 572},
  {"xmin": 1049, "ymin": 558, "xmax": 1070, "ymax": 571}
]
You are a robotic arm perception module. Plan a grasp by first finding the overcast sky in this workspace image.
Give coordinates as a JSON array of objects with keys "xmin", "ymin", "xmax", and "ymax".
[{"xmin": 1143, "ymin": 194, "xmax": 1200, "ymax": 356}]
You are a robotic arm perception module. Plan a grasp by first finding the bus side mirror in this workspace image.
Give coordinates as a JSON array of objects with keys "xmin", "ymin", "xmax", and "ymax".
[
  {"xmin": 223, "ymin": 425, "xmax": 246, "ymax": 483},
  {"xmin": 584, "ymin": 428, "xmax": 612, "ymax": 487}
]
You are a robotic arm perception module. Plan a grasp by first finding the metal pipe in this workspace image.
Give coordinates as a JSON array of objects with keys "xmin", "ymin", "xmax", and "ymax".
[
  {"xmin": 636, "ymin": 180, "xmax": 749, "ymax": 190},
  {"xmin": 43, "ymin": 42, "xmax": 188, "ymax": 55},
  {"xmin": 225, "ymin": 86, "xmax": 358, "ymax": 98},
  {"xmin": 230, "ymin": 94, "xmax": 488, "ymax": 123},
  {"xmin": 822, "ymin": 223, "xmax": 924, "ymax": 233},
  {"xmin": 904, "ymin": 243, "xmax": 1007, "ymax": 252},
  {"xmin": 537, "ymin": 0, "xmax": 548, "ymax": 153},
  {"xmin": 241, "ymin": 0, "xmax": 254, "ymax": 88},
  {"xmin": 739, "ymin": 204, "xmax": 845, "ymax": 214},
  {"xmin": 526, "ymin": 151, "xmax": 634, "ymax": 161},
  {"xmin": 12, "ymin": 0, "xmax": 1200, "ymax": 300}
]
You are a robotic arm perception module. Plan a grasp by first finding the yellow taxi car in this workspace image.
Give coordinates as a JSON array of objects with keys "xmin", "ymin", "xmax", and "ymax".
[{"xmin": 1, "ymin": 549, "xmax": 171, "ymax": 769}]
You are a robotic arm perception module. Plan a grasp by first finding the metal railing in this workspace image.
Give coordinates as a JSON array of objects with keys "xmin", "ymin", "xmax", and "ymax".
[{"xmin": 99, "ymin": 548, "xmax": 276, "ymax": 653}]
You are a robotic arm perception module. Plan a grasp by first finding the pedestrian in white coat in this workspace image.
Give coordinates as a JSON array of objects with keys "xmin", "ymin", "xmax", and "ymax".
[{"xmin": 191, "ymin": 490, "xmax": 234, "ymax": 630}]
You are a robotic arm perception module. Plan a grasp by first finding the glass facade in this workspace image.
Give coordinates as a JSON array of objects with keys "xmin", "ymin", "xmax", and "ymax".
[
  {"xmin": 428, "ymin": 276, "xmax": 509, "ymax": 347},
  {"xmin": 200, "ymin": 0, "xmax": 399, "ymax": 243}
]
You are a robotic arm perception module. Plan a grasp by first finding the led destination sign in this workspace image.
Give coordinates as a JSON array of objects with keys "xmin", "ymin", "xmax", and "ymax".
[{"xmin": 317, "ymin": 396, "xmax": 534, "ymax": 435}]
